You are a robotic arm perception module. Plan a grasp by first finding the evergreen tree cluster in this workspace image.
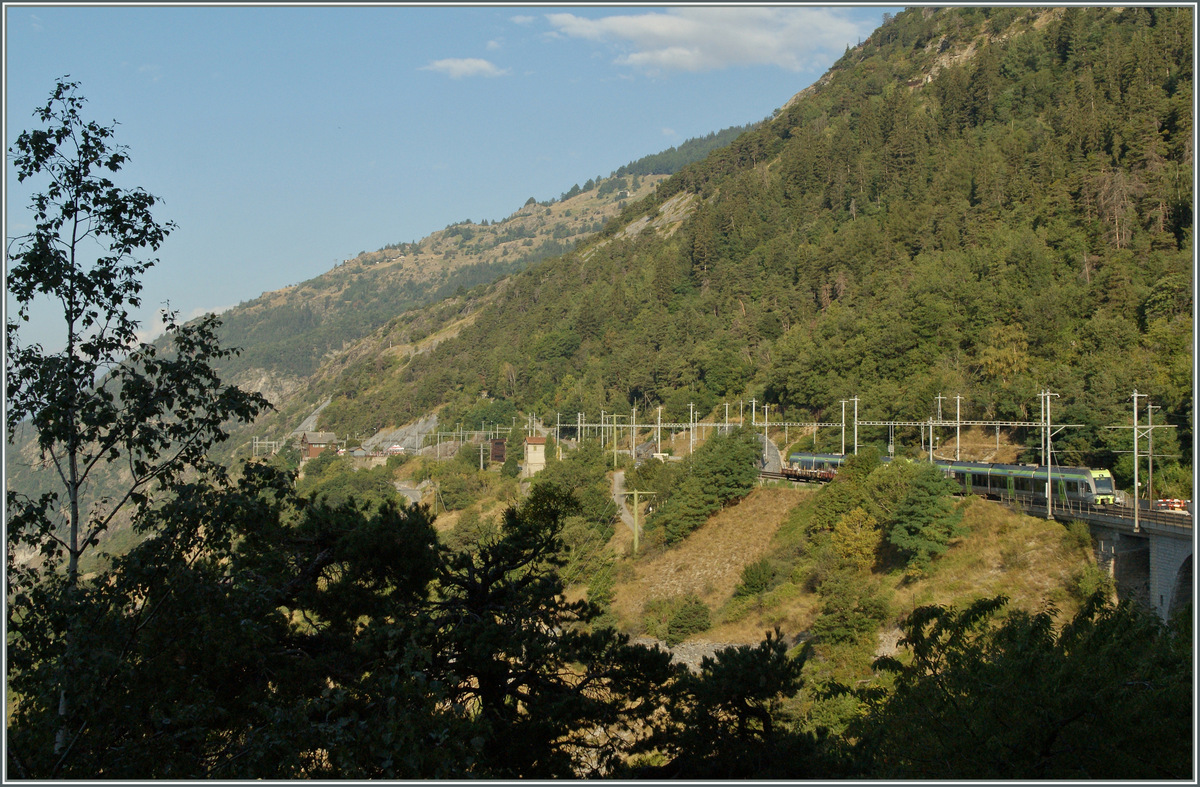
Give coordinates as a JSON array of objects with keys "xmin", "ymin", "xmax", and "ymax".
[
  {"xmin": 614, "ymin": 122, "xmax": 762, "ymax": 177},
  {"xmin": 626, "ymin": 427, "xmax": 762, "ymax": 546}
]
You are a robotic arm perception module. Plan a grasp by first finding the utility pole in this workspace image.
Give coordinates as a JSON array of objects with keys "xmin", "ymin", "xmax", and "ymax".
[
  {"xmin": 689, "ymin": 402, "xmax": 695, "ymax": 454},
  {"xmin": 632, "ymin": 406, "xmax": 637, "ymax": 464},
  {"xmin": 619, "ymin": 488, "xmax": 656, "ymax": 555},
  {"xmin": 479, "ymin": 442, "xmax": 485, "ymax": 471},
  {"xmin": 612, "ymin": 415, "xmax": 620, "ymax": 467},
  {"xmin": 750, "ymin": 397, "xmax": 757, "ymax": 426},
  {"xmin": 1044, "ymin": 390, "xmax": 1058, "ymax": 519},
  {"xmin": 936, "ymin": 393, "xmax": 946, "ymax": 423},
  {"xmin": 739, "ymin": 399, "xmax": 744, "ymax": 425},
  {"xmin": 724, "ymin": 402, "xmax": 729, "ymax": 432},
  {"xmin": 657, "ymin": 406, "xmax": 662, "ymax": 455},
  {"xmin": 1147, "ymin": 402, "xmax": 1159, "ymax": 502},
  {"xmin": 1132, "ymin": 390, "xmax": 1146, "ymax": 532},
  {"xmin": 557, "ymin": 412, "xmax": 562, "ymax": 460},
  {"xmin": 763, "ymin": 403, "xmax": 770, "ymax": 466},
  {"xmin": 851, "ymin": 396, "xmax": 859, "ymax": 454},
  {"xmin": 955, "ymin": 394, "xmax": 963, "ymax": 461},
  {"xmin": 840, "ymin": 399, "xmax": 847, "ymax": 456}
]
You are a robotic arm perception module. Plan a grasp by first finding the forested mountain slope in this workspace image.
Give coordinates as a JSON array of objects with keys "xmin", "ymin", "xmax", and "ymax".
[
  {"xmin": 308, "ymin": 6, "xmax": 1193, "ymax": 495},
  {"xmin": 209, "ymin": 124, "xmax": 761, "ymax": 392},
  {"xmin": 211, "ymin": 172, "xmax": 667, "ymax": 388}
]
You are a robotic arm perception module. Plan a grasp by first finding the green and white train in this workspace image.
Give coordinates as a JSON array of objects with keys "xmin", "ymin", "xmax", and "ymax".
[{"xmin": 785, "ymin": 452, "xmax": 1123, "ymax": 506}]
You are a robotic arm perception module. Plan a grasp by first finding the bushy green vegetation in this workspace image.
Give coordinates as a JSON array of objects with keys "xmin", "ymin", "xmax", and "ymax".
[
  {"xmin": 406, "ymin": 443, "xmax": 501, "ymax": 513},
  {"xmin": 530, "ymin": 439, "xmax": 619, "ymax": 605},
  {"xmin": 642, "ymin": 594, "xmax": 714, "ymax": 646},
  {"xmin": 631, "ymin": 428, "xmax": 761, "ymax": 546},
  {"xmin": 296, "ymin": 452, "xmax": 399, "ymax": 507}
]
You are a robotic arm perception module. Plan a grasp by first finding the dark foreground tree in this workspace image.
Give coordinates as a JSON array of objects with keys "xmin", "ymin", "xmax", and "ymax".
[
  {"xmin": 6, "ymin": 461, "xmax": 459, "ymax": 779},
  {"xmin": 628, "ymin": 629, "xmax": 825, "ymax": 778},
  {"xmin": 8, "ymin": 458, "xmax": 683, "ymax": 778},
  {"xmin": 6, "ymin": 80, "xmax": 269, "ymax": 775},
  {"xmin": 850, "ymin": 593, "xmax": 1193, "ymax": 779},
  {"xmin": 427, "ymin": 483, "xmax": 679, "ymax": 777}
]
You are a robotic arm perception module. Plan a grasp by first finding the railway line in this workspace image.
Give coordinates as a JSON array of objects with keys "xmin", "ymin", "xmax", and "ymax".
[{"xmin": 758, "ymin": 468, "xmax": 1192, "ymax": 531}]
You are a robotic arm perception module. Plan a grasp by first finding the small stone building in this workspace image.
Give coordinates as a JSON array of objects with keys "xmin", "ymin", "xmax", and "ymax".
[
  {"xmin": 299, "ymin": 431, "xmax": 338, "ymax": 459},
  {"xmin": 523, "ymin": 437, "xmax": 546, "ymax": 478}
]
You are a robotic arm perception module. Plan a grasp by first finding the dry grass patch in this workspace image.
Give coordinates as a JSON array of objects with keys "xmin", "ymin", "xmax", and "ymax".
[
  {"xmin": 887, "ymin": 497, "xmax": 1085, "ymax": 623},
  {"xmin": 607, "ymin": 487, "xmax": 806, "ymax": 631},
  {"xmin": 707, "ymin": 590, "xmax": 822, "ymax": 645}
]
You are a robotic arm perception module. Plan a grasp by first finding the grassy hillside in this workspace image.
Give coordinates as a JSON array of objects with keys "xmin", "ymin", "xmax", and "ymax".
[{"xmin": 305, "ymin": 6, "xmax": 1192, "ymax": 498}]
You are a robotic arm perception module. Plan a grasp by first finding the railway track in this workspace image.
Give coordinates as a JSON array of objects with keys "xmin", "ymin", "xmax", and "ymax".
[{"xmin": 757, "ymin": 470, "xmax": 1192, "ymax": 530}]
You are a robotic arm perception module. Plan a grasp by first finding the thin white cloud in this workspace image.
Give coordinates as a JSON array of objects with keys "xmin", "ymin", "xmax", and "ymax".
[
  {"xmin": 545, "ymin": 7, "xmax": 872, "ymax": 74},
  {"xmin": 511, "ymin": 15, "xmax": 535, "ymax": 26},
  {"xmin": 134, "ymin": 304, "xmax": 233, "ymax": 345},
  {"xmin": 661, "ymin": 127, "xmax": 676, "ymax": 137},
  {"xmin": 420, "ymin": 58, "xmax": 509, "ymax": 79},
  {"xmin": 486, "ymin": 39, "xmax": 502, "ymax": 51}
]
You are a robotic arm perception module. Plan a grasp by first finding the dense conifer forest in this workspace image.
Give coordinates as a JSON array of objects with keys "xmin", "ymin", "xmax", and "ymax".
[{"xmin": 312, "ymin": 6, "xmax": 1192, "ymax": 499}]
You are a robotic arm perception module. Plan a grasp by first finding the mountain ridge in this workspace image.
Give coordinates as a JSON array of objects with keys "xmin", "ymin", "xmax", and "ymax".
[{"xmin": 263, "ymin": 5, "xmax": 1191, "ymax": 499}]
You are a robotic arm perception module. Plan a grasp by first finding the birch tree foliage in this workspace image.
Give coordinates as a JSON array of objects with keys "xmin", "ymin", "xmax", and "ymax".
[
  {"xmin": 5, "ymin": 79, "xmax": 269, "ymax": 777},
  {"xmin": 6, "ymin": 78, "xmax": 270, "ymax": 583}
]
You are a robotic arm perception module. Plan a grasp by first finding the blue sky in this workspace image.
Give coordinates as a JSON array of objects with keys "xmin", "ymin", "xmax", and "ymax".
[{"xmin": 6, "ymin": 4, "xmax": 902, "ymax": 349}]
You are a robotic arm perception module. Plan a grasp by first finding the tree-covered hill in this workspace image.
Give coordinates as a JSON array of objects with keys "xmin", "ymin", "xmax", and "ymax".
[
  {"xmin": 209, "ymin": 125, "xmax": 760, "ymax": 388},
  {"xmin": 310, "ymin": 6, "xmax": 1193, "ymax": 496},
  {"xmin": 614, "ymin": 122, "xmax": 762, "ymax": 178},
  {"xmin": 210, "ymin": 171, "xmax": 668, "ymax": 384}
]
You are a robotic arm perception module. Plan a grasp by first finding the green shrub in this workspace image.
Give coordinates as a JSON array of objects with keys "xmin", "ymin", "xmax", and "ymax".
[
  {"xmin": 667, "ymin": 595, "xmax": 712, "ymax": 645},
  {"xmin": 810, "ymin": 569, "xmax": 890, "ymax": 647},
  {"xmin": 735, "ymin": 558, "xmax": 777, "ymax": 597},
  {"xmin": 642, "ymin": 594, "xmax": 713, "ymax": 644},
  {"xmin": 1065, "ymin": 520, "xmax": 1093, "ymax": 552},
  {"xmin": 501, "ymin": 455, "xmax": 519, "ymax": 477},
  {"xmin": 646, "ymin": 428, "xmax": 760, "ymax": 545},
  {"xmin": 1071, "ymin": 563, "xmax": 1115, "ymax": 603}
]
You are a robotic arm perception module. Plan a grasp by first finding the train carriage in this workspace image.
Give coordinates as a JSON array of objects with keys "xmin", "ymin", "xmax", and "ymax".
[
  {"xmin": 785, "ymin": 452, "xmax": 1121, "ymax": 507},
  {"xmin": 781, "ymin": 452, "xmax": 846, "ymax": 481},
  {"xmin": 937, "ymin": 461, "xmax": 1120, "ymax": 507}
]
